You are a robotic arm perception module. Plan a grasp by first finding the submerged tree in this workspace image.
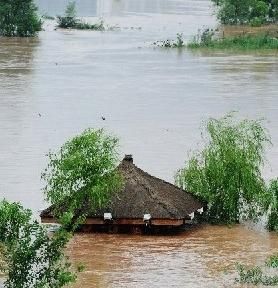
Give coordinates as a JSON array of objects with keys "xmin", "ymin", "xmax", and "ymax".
[
  {"xmin": 175, "ymin": 114, "xmax": 271, "ymax": 224},
  {"xmin": 56, "ymin": 1, "xmax": 105, "ymax": 30},
  {"xmin": 57, "ymin": 1, "xmax": 78, "ymax": 29},
  {"xmin": 42, "ymin": 128, "xmax": 123, "ymax": 227},
  {"xmin": 0, "ymin": 200, "xmax": 76, "ymax": 287},
  {"xmin": 0, "ymin": 0, "xmax": 42, "ymax": 37}
]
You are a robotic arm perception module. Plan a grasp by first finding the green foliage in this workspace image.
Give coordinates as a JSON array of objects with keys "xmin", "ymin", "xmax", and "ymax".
[
  {"xmin": 42, "ymin": 128, "xmax": 123, "ymax": 225},
  {"xmin": 236, "ymin": 264, "xmax": 264, "ymax": 285},
  {"xmin": 73, "ymin": 20, "xmax": 105, "ymax": 31},
  {"xmin": 57, "ymin": 2, "xmax": 105, "ymax": 31},
  {"xmin": 0, "ymin": 200, "xmax": 76, "ymax": 287},
  {"xmin": 266, "ymin": 254, "xmax": 278, "ymax": 268},
  {"xmin": 57, "ymin": 1, "xmax": 78, "ymax": 29},
  {"xmin": 212, "ymin": 0, "xmax": 278, "ymax": 25},
  {"xmin": 236, "ymin": 263, "xmax": 278, "ymax": 285},
  {"xmin": 188, "ymin": 32, "xmax": 278, "ymax": 50},
  {"xmin": 250, "ymin": 16, "xmax": 265, "ymax": 26},
  {"xmin": 175, "ymin": 114, "xmax": 271, "ymax": 224},
  {"xmin": 251, "ymin": 1, "xmax": 269, "ymax": 19},
  {"xmin": 267, "ymin": 178, "xmax": 278, "ymax": 231},
  {"xmin": 0, "ymin": 0, "xmax": 42, "ymax": 37},
  {"xmin": 0, "ymin": 200, "xmax": 32, "ymax": 244}
]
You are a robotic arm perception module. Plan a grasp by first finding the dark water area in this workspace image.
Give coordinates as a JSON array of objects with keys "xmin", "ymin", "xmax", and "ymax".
[{"xmin": 0, "ymin": 1, "xmax": 278, "ymax": 287}]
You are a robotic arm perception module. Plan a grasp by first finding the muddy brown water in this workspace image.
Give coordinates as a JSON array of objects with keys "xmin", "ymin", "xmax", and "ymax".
[
  {"xmin": 0, "ymin": 0, "xmax": 278, "ymax": 287},
  {"xmin": 68, "ymin": 225, "xmax": 278, "ymax": 288}
]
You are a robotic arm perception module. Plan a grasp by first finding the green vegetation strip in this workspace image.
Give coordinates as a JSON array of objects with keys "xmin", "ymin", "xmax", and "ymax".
[
  {"xmin": 236, "ymin": 254, "xmax": 278, "ymax": 286},
  {"xmin": 188, "ymin": 34, "xmax": 278, "ymax": 50}
]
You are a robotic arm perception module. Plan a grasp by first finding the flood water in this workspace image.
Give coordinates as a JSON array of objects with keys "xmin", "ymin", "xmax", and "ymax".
[
  {"xmin": 68, "ymin": 225, "xmax": 278, "ymax": 288},
  {"xmin": 0, "ymin": 0, "xmax": 278, "ymax": 287}
]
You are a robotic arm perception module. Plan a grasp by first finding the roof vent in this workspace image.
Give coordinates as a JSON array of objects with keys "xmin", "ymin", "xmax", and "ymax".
[
  {"xmin": 124, "ymin": 154, "xmax": 133, "ymax": 163},
  {"xmin": 104, "ymin": 213, "xmax": 112, "ymax": 221},
  {"xmin": 143, "ymin": 214, "xmax": 151, "ymax": 221}
]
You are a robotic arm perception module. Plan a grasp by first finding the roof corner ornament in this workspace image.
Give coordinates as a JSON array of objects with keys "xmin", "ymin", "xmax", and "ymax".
[
  {"xmin": 197, "ymin": 207, "xmax": 204, "ymax": 214},
  {"xmin": 143, "ymin": 214, "xmax": 151, "ymax": 226},
  {"xmin": 104, "ymin": 213, "xmax": 113, "ymax": 221},
  {"xmin": 188, "ymin": 212, "xmax": 195, "ymax": 220}
]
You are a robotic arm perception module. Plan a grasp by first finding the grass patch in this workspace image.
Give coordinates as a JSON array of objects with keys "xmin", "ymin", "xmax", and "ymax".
[
  {"xmin": 236, "ymin": 264, "xmax": 278, "ymax": 286},
  {"xmin": 155, "ymin": 28, "xmax": 278, "ymax": 51},
  {"xmin": 266, "ymin": 255, "xmax": 278, "ymax": 268},
  {"xmin": 188, "ymin": 29, "xmax": 278, "ymax": 50},
  {"xmin": 57, "ymin": 16, "xmax": 106, "ymax": 31},
  {"xmin": 236, "ymin": 254, "xmax": 278, "ymax": 286}
]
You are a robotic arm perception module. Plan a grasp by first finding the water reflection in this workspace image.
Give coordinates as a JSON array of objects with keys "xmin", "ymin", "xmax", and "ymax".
[
  {"xmin": 0, "ymin": 38, "xmax": 39, "ymax": 81},
  {"xmin": 0, "ymin": 37, "xmax": 41, "ymax": 209}
]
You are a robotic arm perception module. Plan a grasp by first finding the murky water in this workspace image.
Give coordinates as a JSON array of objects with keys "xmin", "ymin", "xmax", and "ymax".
[
  {"xmin": 68, "ymin": 225, "xmax": 278, "ymax": 288},
  {"xmin": 0, "ymin": 1, "xmax": 278, "ymax": 287}
]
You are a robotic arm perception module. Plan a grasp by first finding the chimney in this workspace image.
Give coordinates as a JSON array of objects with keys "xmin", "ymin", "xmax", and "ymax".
[{"xmin": 124, "ymin": 154, "xmax": 133, "ymax": 163}]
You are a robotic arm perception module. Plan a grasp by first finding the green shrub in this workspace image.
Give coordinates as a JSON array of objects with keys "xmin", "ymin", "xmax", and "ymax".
[
  {"xmin": 236, "ymin": 264, "xmax": 264, "ymax": 285},
  {"xmin": 57, "ymin": 1, "xmax": 105, "ymax": 31},
  {"xmin": 175, "ymin": 114, "xmax": 271, "ymax": 224},
  {"xmin": 42, "ymin": 128, "xmax": 123, "ymax": 226},
  {"xmin": 250, "ymin": 17, "xmax": 264, "ymax": 26},
  {"xmin": 0, "ymin": 0, "xmax": 42, "ymax": 37},
  {"xmin": 57, "ymin": 1, "xmax": 77, "ymax": 28},
  {"xmin": 266, "ymin": 254, "xmax": 278, "ymax": 268},
  {"xmin": 251, "ymin": 1, "xmax": 269, "ymax": 20},
  {"xmin": 212, "ymin": 0, "xmax": 278, "ymax": 25},
  {"xmin": 0, "ymin": 200, "xmax": 76, "ymax": 287},
  {"xmin": 236, "ymin": 263, "xmax": 278, "ymax": 286}
]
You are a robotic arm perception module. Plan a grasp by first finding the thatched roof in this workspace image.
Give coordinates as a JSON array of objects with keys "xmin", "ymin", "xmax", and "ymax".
[{"xmin": 41, "ymin": 156, "xmax": 204, "ymax": 220}]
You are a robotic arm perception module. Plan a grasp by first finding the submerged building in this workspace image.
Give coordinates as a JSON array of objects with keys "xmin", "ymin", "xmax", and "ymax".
[{"xmin": 40, "ymin": 155, "xmax": 204, "ymax": 234}]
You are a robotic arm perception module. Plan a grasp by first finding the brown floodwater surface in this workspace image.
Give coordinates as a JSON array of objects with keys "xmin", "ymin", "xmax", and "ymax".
[{"xmin": 68, "ymin": 225, "xmax": 278, "ymax": 288}]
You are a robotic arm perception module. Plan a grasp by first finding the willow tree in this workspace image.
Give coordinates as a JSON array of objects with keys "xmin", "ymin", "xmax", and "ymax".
[
  {"xmin": 0, "ymin": 0, "xmax": 42, "ymax": 37},
  {"xmin": 175, "ymin": 114, "xmax": 271, "ymax": 224},
  {"xmin": 42, "ymin": 129, "xmax": 122, "ymax": 227}
]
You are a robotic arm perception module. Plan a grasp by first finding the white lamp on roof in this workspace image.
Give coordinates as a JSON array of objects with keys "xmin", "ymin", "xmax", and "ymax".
[{"xmin": 104, "ymin": 213, "xmax": 112, "ymax": 221}]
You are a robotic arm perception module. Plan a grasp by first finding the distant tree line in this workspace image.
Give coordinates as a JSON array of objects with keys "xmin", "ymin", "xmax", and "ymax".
[{"xmin": 212, "ymin": 0, "xmax": 278, "ymax": 25}]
